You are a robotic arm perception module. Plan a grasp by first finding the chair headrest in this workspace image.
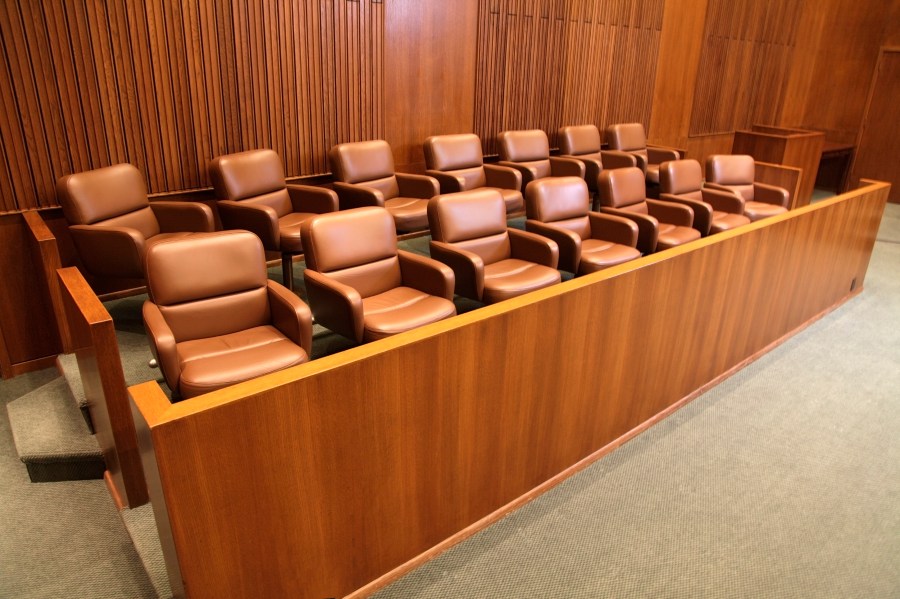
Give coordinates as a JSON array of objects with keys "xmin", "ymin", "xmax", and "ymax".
[
  {"xmin": 57, "ymin": 164, "xmax": 149, "ymax": 225},
  {"xmin": 424, "ymin": 134, "xmax": 484, "ymax": 171},
  {"xmin": 598, "ymin": 167, "xmax": 647, "ymax": 209},
  {"xmin": 659, "ymin": 159, "xmax": 702, "ymax": 195},
  {"xmin": 428, "ymin": 189, "xmax": 507, "ymax": 243},
  {"xmin": 301, "ymin": 207, "xmax": 397, "ymax": 273},
  {"xmin": 329, "ymin": 140, "xmax": 395, "ymax": 184},
  {"xmin": 525, "ymin": 177, "xmax": 590, "ymax": 223},
  {"xmin": 558, "ymin": 125, "xmax": 601, "ymax": 156},
  {"xmin": 498, "ymin": 129, "xmax": 550, "ymax": 162},
  {"xmin": 706, "ymin": 154, "xmax": 755, "ymax": 186},
  {"xmin": 606, "ymin": 123, "xmax": 647, "ymax": 152},
  {"xmin": 209, "ymin": 149, "xmax": 287, "ymax": 201}
]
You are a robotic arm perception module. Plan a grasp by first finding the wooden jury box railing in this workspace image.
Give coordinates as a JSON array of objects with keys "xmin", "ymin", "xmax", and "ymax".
[{"xmin": 131, "ymin": 181, "xmax": 889, "ymax": 599}]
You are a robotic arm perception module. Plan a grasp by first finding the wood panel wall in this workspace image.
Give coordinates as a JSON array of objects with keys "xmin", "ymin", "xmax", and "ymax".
[
  {"xmin": 0, "ymin": 0, "xmax": 384, "ymax": 213},
  {"xmin": 474, "ymin": 0, "xmax": 665, "ymax": 155}
]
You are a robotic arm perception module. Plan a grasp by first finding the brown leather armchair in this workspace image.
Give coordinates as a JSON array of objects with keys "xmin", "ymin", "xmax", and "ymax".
[
  {"xmin": 704, "ymin": 154, "xmax": 790, "ymax": 221},
  {"xmin": 428, "ymin": 188, "xmax": 561, "ymax": 304},
  {"xmin": 423, "ymin": 133, "xmax": 524, "ymax": 214},
  {"xmin": 208, "ymin": 148, "xmax": 339, "ymax": 290},
  {"xmin": 57, "ymin": 163, "xmax": 214, "ymax": 280},
  {"xmin": 605, "ymin": 123, "xmax": 681, "ymax": 185},
  {"xmin": 142, "ymin": 230, "xmax": 312, "ymax": 399},
  {"xmin": 496, "ymin": 129, "xmax": 585, "ymax": 188},
  {"xmin": 597, "ymin": 167, "xmax": 701, "ymax": 254},
  {"xmin": 328, "ymin": 140, "xmax": 438, "ymax": 232},
  {"xmin": 659, "ymin": 159, "xmax": 751, "ymax": 236},
  {"xmin": 557, "ymin": 124, "xmax": 641, "ymax": 194},
  {"xmin": 525, "ymin": 177, "xmax": 640, "ymax": 275},
  {"xmin": 301, "ymin": 207, "xmax": 456, "ymax": 343}
]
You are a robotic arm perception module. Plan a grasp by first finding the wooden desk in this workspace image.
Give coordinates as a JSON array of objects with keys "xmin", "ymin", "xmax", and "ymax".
[{"xmin": 816, "ymin": 142, "xmax": 855, "ymax": 194}]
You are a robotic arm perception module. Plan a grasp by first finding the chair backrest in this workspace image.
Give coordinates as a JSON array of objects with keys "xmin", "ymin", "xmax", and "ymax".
[
  {"xmin": 328, "ymin": 140, "xmax": 400, "ymax": 200},
  {"xmin": 301, "ymin": 207, "xmax": 402, "ymax": 299},
  {"xmin": 558, "ymin": 125, "xmax": 602, "ymax": 158},
  {"xmin": 145, "ymin": 231, "xmax": 271, "ymax": 343},
  {"xmin": 57, "ymin": 164, "xmax": 159, "ymax": 239},
  {"xmin": 209, "ymin": 149, "xmax": 293, "ymax": 218},
  {"xmin": 705, "ymin": 154, "xmax": 756, "ymax": 200},
  {"xmin": 597, "ymin": 167, "xmax": 648, "ymax": 213},
  {"xmin": 423, "ymin": 134, "xmax": 487, "ymax": 190},
  {"xmin": 525, "ymin": 177, "xmax": 591, "ymax": 240},
  {"xmin": 497, "ymin": 130, "xmax": 551, "ymax": 179},
  {"xmin": 428, "ymin": 189, "xmax": 511, "ymax": 265},
  {"xmin": 659, "ymin": 159, "xmax": 704, "ymax": 201},
  {"xmin": 606, "ymin": 123, "xmax": 649, "ymax": 167}
]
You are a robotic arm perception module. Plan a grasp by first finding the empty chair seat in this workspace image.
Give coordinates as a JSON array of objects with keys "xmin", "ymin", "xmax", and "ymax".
[
  {"xmin": 605, "ymin": 123, "xmax": 681, "ymax": 185},
  {"xmin": 525, "ymin": 177, "xmax": 640, "ymax": 274},
  {"xmin": 704, "ymin": 154, "xmax": 790, "ymax": 222},
  {"xmin": 428, "ymin": 188, "xmax": 561, "ymax": 304},
  {"xmin": 301, "ymin": 207, "xmax": 456, "ymax": 343},
  {"xmin": 424, "ymin": 133, "xmax": 523, "ymax": 213},
  {"xmin": 497, "ymin": 129, "xmax": 585, "ymax": 189},
  {"xmin": 659, "ymin": 159, "xmax": 750, "ymax": 236}
]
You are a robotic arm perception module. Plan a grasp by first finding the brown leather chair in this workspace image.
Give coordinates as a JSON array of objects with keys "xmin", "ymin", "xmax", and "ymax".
[
  {"xmin": 704, "ymin": 154, "xmax": 790, "ymax": 222},
  {"xmin": 605, "ymin": 123, "xmax": 681, "ymax": 185},
  {"xmin": 659, "ymin": 159, "xmax": 751, "ymax": 236},
  {"xmin": 301, "ymin": 207, "xmax": 456, "ymax": 343},
  {"xmin": 428, "ymin": 188, "xmax": 561, "ymax": 304},
  {"xmin": 209, "ymin": 149, "xmax": 339, "ymax": 290},
  {"xmin": 57, "ymin": 163, "xmax": 215, "ymax": 280},
  {"xmin": 597, "ymin": 167, "xmax": 701, "ymax": 254},
  {"xmin": 423, "ymin": 133, "xmax": 524, "ymax": 214},
  {"xmin": 328, "ymin": 140, "xmax": 439, "ymax": 232},
  {"xmin": 497, "ymin": 129, "xmax": 585, "ymax": 188},
  {"xmin": 525, "ymin": 177, "xmax": 640, "ymax": 275},
  {"xmin": 142, "ymin": 230, "xmax": 312, "ymax": 399},
  {"xmin": 557, "ymin": 124, "xmax": 642, "ymax": 193}
]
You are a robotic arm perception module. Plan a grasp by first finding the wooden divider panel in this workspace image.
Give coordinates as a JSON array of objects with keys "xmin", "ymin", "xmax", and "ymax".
[{"xmin": 132, "ymin": 181, "xmax": 888, "ymax": 598}]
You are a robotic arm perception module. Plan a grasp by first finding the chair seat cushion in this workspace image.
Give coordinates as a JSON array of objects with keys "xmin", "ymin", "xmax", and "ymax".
[
  {"xmin": 656, "ymin": 224, "xmax": 701, "ymax": 251},
  {"xmin": 486, "ymin": 187, "xmax": 524, "ymax": 213},
  {"xmin": 645, "ymin": 164, "xmax": 660, "ymax": 184},
  {"xmin": 578, "ymin": 239, "xmax": 641, "ymax": 274},
  {"xmin": 385, "ymin": 197, "xmax": 430, "ymax": 231},
  {"xmin": 710, "ymin": 211, "xmax": 751, "ymax": 233},
  {"xmin": 744, "ymin": 201, "xmax": 787, "ymax": 222},
  {"xmin": 176, "ymin": 325, "xmax": 308, "ymax": 398},
  {"xmin": 482, "ymin": 259, "xmax": 561, "ymax": 304},
  {"xmin": 362, "ymin": 286, "xmax": 456, "ymax": 342},
  {"xmin": 278, "ymin": 212, "xmax": 317, "ymax": 253}
]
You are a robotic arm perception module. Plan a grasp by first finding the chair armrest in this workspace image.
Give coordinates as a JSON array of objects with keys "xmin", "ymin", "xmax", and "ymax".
[
  {"xmin": 753, "ymin": 182, "xmax": 790, "ymax": 208},
  {"xmin": 588, "ymin": 212, "xmax": 639, "ymax": 248},
  {"xmin": 659, "ymin": 194, "xmax": 711, "ymax": 236},
  {"xmin": 484, "ymin": 164, "xmax": 522, "ymax": 191},
  {"xmin": 266, "ymin": 281, "xmax": 313, "ymax": 355},
  {"xmin": 217, "ymin": 200, "xmax": 280, "ymax": 250},
  {"xmin": 646, "ymin": 198, "xmax": 694, "ymax": 227},
  {"xmin": 701, "ymin": 187, "xmax": 745, "ymax": 214},
  {"xmin": 647, "ymin": 146, "xmax": 682, "ymax": 164},
  {"xmin": 508, "ymin": 228, "xmax": 559, "ymax": 269},
  {"xmin": 69, "ymin": 224, "xmax": 146, "ymax": 279},
  {"xmin": 429, "ymin": 240, "xmax": 484, "ymax": 301},
  {"xmin": 398, "ymin": 250, "xmax": 455, "ymax": 300},
  {"xmin": 333, "ymin": 182, "xmax": 385, "ymax": 209},
  {"xmin": 303, "ymin": 269, "xmax": 364, "ymax": 344},
  {"xmin": 150, "ymin": 201, "xmax": 215, "ymax": 233},
  {"xmin": 287, "ymin": 184, "xmax": 339, "ymax": 214},
  {"xmin": 425, "ymin": 170, "xmax": 466, "ymax": 193},
  {"xmin": 142, "ymin": 301, "xmax": 180, "ymax": 394},
  {"xmin": 497, "ymin": 161, "xmax": 539, "ymax": 186},
  {"xmin": 397, "ymin": 173, "xmax": 440, "ymax": 199},
  {"xmin": 599, "ymin": 207, "xmax": 658, "ymax": 254},
  {"xmin": 549, "ymin": 156, "xmax": 586, "ymax": 178},
  {"xmin": 525, "ymin": 220, "xmax": 580, "ymax": 273},
  {"xmin": 600, "ymin": 150, "xmax": 638, "ymax": 170},
  {"xmin": 703, "ymin": 182, "xmax": 738, "ymax": 197},
  {"xmin": 560, "ymin": 155, "xmax": 602, "ymax": 189}
]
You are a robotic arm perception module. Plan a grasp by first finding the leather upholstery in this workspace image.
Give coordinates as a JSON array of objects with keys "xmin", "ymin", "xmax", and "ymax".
[
  {"xmin": 57, "ymin": 163, "xmax": 214, "ymax": 280},
  {"xmin": 423, "ymin": 133, "xmax": 523, "ymax": 213},
  {"xmin": 705, "ymin": 155, "xmax": 790, "ymax": 222},
  {"xmin": 301, "ymin": 207, "xmax": 455, "ymax": 343},
  {"xmin": 606, "ymin": 123, "xmax": 679, "ymax": 185},
  {"xmin": 659, "ymin": 159, "xmax": 750, "ymax": 235},
  {"xmin": 497, "ymin": 129, "xmax": 585, "ymax": 188},
  {"xmin": 428, "ymin": 188, "xmax": 560, "ymax": 303},
  {"xmin": 329, "ymin": 140, "xmax": 435, "ymax": 231},
  {"xmin": 525, "ymin": 177, "xmax": 640, "ymax": 274},
  {"xmin": 143, "ymin": 230, "xmax": 312, "ymax": 398}
]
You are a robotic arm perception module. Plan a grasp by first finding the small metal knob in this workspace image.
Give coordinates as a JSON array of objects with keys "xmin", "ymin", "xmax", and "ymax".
[{"xmin": 148, "ymin": 359, "xmax": 158, "ymax": 369}]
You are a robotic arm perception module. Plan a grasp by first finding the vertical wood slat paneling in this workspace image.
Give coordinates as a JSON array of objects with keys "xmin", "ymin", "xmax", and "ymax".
[
  {"xmin": 474, "ymin": 0, "xmax": 665, "ymax": 156},
  {"xmin": 0, "ymin": 0, "xmax": 384, "ymax": 213},
  {"xmin": 689, "ymin": 0, "xmax": 805, "ymax": 136}
]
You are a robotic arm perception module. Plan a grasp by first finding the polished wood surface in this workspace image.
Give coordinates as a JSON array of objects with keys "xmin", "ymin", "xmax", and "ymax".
[
  {"xmin": 755, "ymin": 161, "xmax": 802, "ymax": 209},
  {"xmin": 133, "ymin": 181, "xmax": 888, "ymax": 599},
  {"xmin": 59, "ymin": 267, "xmax": 147, "ymax": 507},
  {"xmin": 22, "ymin": 211, "xmax": 72, "ymax": 353},
  {"xmin": 732, "ymin": 125, "xmax": 824, "ymax": 207}
]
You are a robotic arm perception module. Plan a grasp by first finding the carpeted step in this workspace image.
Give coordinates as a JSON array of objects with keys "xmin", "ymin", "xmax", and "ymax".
[
  {"xmin": 6, "ymin": 377, "xmax": 104, "ymax": 483},
  {"xmin": 57, "ymin": 352, "xmax": 94, "ymax": 433},
  {"xmin": 120, "ymin": 504, "xmax": 173, "ymax": 599}
]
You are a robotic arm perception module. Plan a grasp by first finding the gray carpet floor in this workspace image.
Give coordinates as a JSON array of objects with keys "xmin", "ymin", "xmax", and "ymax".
[{"xmin": 0, "ymin": 203, "xmax": 897, "ymax": 598}]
